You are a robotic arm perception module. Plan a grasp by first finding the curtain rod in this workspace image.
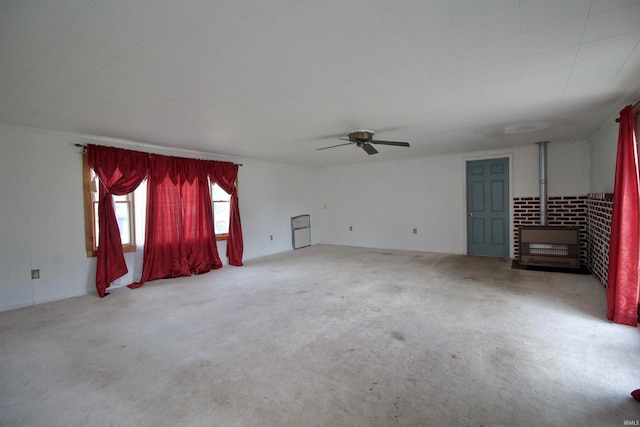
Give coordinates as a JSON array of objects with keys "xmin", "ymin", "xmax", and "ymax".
[
  {"xmin": 74, "ymin": 143, "xmax": 243, "ymax": 166},
  {"xmin": 615, "ymin": 100, "xmax": 640, "ymax": 122}
]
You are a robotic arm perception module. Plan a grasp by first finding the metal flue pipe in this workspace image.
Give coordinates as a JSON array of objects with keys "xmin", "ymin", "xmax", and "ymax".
[{"xmin": 537, "ymin": 141, "xmax": 549, "ymax": 226}]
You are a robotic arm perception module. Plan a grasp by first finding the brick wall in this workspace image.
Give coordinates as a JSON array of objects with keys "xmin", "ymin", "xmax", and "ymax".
[
  {"xmin": 587, "ymin": 193, "xmax": 614, "ymax": 286},
  {"xmin": 512, "ymin": 194, "xmax": 616, "ymax": 287},
  {"xmin": 513, "ymin": 196, "xmax": 588, "ymax": 266},
  {"xmin": 513, "ymin": 197, "xmax": 541, "ymax": 258}
]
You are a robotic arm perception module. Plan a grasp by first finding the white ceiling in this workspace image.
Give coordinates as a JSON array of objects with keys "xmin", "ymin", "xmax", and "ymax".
[{"xmin": 1, "ymin": 0, "xmax": 639, "ymax": 166}]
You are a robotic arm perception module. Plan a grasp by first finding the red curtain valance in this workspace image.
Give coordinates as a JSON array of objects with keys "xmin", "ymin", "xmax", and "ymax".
[
  {"xmin": 149, "ymin": 154, "xmax": 211, "ymax": 184},
  {"xmin": 87, "ymin": 144, "xmax": 243, "ymax": 297}
]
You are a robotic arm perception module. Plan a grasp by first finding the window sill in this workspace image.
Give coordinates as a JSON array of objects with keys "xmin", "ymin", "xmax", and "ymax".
[
  {"xmin": 87, "ymin": 237, "xmax": 226, "ymax": 258},
  {"xmin": 86, "ymin": 245, "xmax": 137, "ymax": 258}
]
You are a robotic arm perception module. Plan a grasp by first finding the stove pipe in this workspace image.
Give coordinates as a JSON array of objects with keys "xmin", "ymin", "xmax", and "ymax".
[{"xmin": 537, "ymin": 141, "xmax": 549, "ymax": 226}]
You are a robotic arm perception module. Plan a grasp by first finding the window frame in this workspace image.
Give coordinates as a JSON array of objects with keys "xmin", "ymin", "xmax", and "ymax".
[
  {"xmin": 82, "ymin": 155, "xmax": 137, "ymax": 257},
  {"xmin": 211, "ymin": 181, "xmax": 231, "ymax": 242}
]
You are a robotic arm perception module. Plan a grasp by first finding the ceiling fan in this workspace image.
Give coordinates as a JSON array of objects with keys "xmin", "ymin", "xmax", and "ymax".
[{"xmin": 316, "ymin": 129, "xmax": 410, "ymax": 155}]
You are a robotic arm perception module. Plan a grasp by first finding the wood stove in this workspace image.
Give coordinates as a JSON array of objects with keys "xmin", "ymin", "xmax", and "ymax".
[{"xmin": 518, "ymin": 226, "xmax": 580, "ymax": 269}]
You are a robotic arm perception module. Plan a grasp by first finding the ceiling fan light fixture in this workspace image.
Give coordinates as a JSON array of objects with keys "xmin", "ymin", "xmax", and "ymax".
[
  {"xmin": 347, "ymin": 129, "xmax": 376, "ymax": 142},
  {"xmin": 317, "ymin": 128, "xmax": 409, "ymax": 155}
]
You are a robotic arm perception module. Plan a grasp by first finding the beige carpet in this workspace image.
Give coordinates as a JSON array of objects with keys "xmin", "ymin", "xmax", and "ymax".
[{"xmin": 1, "ymin": 245, "xmax": 639, "ymax": 426}]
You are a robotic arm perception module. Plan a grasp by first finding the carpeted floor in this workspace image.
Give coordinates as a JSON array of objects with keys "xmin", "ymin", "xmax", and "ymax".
[{"xmin": 1, "ymin": 245, "xmax": 639, "ymax": 426}]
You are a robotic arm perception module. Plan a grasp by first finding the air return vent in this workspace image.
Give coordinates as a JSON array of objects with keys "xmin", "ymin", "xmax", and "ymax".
[{"xmin": 291, "ymin": 215, "xmax": 311, "ymax": 249}]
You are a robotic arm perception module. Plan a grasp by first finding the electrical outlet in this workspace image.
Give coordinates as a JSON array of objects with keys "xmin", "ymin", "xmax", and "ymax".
[
  {"xmin": 349, "ymin": 225, "xmax": 353, "ymax": 231},
  {"xmin": 31, "ymin": 269, "xmax": 40, "ymax": 280},
  {"xmin": 270, "ymin": 235, "xmax": 273, "ymax": 241},
  {"xmin": 413, "ymin": 228, "xmax": 417, "ymax": 234}
]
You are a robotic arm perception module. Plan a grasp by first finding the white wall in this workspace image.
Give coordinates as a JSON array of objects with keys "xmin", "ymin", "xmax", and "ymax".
[
  {"xmin": 589, "ymin": 112, "xmax": 619, "ymax": 194},
  {"xmin": 238, "ymin": 159, "xmax": 318, "ymax": 261},
  {"xmin": 0, "ymin": 125, "xmax": 317, "ymax": 311},
  {"xmin": 316, "ymin": 155, "xmax": 466, "ymax": 254},
  {"xmin": 512, "ymin": 141, "xmax": 591, "ymax": 197},
  {"xmin": 316, "ymin": 141, "xmax": 590, "ymax": 256},
  {"xmin": 0, "ymin": 125, "xmax": 94, "ymax": 310}
]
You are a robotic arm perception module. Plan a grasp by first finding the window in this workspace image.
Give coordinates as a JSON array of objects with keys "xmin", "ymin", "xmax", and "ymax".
[
  {"xmin": 83, "ymin": 153, "xmax": 235, "ymax": 254},
  {"xmin": 82, "ymin": 156, "xmax": 136, "ymax": 257},
  {"xmin": 211, "ymin": 182, "xmax": 231, "ymax": 240}
]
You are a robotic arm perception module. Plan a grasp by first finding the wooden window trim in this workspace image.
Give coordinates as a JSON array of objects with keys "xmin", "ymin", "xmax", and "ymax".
[{"xmin": 82, "ymin": 155, "xmax": 96, "ymax": 257}]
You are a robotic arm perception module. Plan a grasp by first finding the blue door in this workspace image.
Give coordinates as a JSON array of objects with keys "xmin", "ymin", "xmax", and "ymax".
[{"xmin": 466, "ymin": 158, "xmax": 509, "ymax": 257}]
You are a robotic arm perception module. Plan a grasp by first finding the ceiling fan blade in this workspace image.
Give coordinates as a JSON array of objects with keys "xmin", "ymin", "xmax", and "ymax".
[
  {"xmin": 369, "ymin": 139, "xmax": 410, "ymax": 147},
  {"xmin": 362, "ymin": 143, "xmax": 378, "ymax": 155},
  {"xmin": 316, "ymin": 142, "xmax": 353, "ymax": 151}
]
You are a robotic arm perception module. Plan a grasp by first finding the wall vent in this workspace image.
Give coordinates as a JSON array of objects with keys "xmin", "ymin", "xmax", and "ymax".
[{"xmin": 291, "ymin": 215, "xmax": 311, "ymax": 249}]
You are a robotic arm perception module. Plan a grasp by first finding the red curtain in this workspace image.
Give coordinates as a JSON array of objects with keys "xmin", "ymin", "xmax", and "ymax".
[
  {"xmin": 606, "ymin": 105, "xmax": 640, "ymax": 326},
  {"xmin": 130, "ymin": 156, "xmax": 222, "ymax": 288},
  {"xmin": 183, "ymin": 159, "xmax": 224, "ymax": 274},
  {"xmin": 87, "ymin": 145, "xmax": 149, "ymax": 297},
  {"xmin": 211, "ymin": 161, "xmax": 244, "ymax": 266}
]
